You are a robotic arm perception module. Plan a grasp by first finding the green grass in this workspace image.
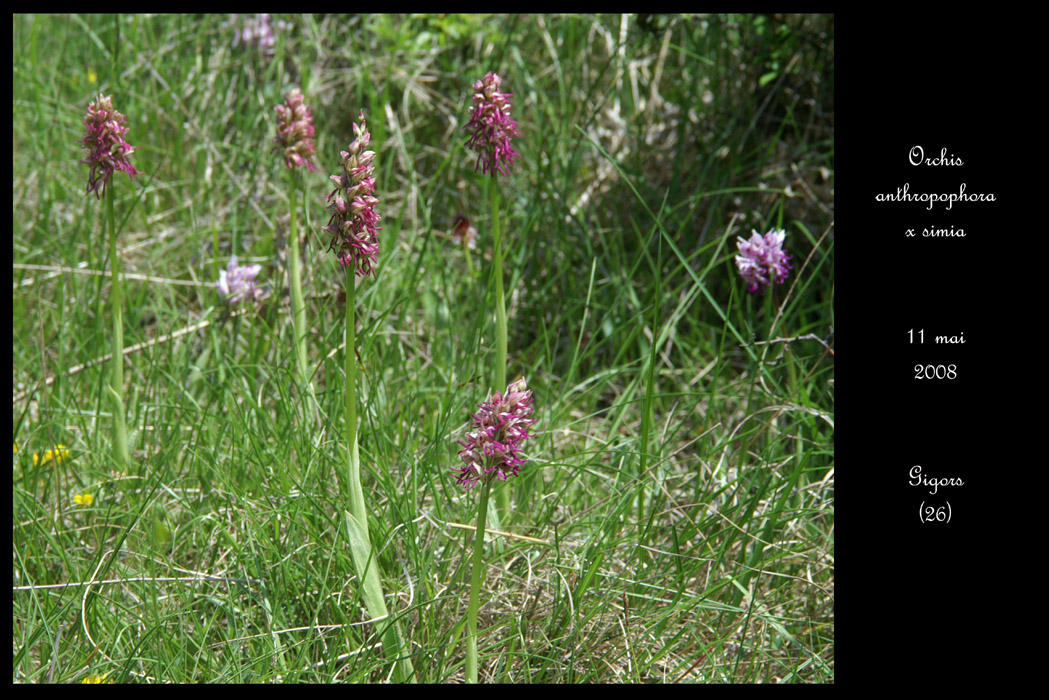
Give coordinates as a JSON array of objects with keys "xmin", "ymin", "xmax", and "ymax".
[{"xmin": 12, "ymin": 13, "xmax": 834, "ymax": 683}]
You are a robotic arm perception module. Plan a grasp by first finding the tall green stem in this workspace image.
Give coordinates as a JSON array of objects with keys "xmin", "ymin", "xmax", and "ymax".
[
  {"xmin": 491, "ymin": 183, "xmax": 507, "ymax": 395},
  {"xmin": 106, "ymin": 188, "xmax": 129, "ymax": 470},
  {"xmin": 465, "ymin": 478, "xmax": 492, "ymax": 683},
  {"xmin": 289, "ymin": 180, "xmax": 307, "ymax": 380},
  {"xmin": 288, "ymin": 172, "xmax": 318, "ymax": 422},
  {"xmin": 343, "ymin": 270, "xmax": 415, "ymax": 682},
  {"xmin": 345, "ymin": 271, "xmax": 366, "ymax": 535},
  {"xmin": 490, "ymin": 182, "xmax": 511, "ymax": 522}
]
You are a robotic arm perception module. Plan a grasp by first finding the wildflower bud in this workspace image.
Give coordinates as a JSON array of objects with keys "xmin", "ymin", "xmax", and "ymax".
[
  {"xmin": 33, "ymin": 444, "xmax": 70, "ymax": 466},
  {"xmin": 451, "ymin": 214, "xmax": 478, "ymax": 250},
  {"xmin": 216, "ymin": 256, "xmax": 264, "ymax": 305},
  {"xmin": 455, "ymin": 377, "xmax": 536, "ymax": 489},
  {"xmin": 323, "ymin": 110, "xmax": 381, "ymax": 278},
  {"xmin": 735, "ymin": 228, "xmax": 793, "ymax": 293},
  {"xmin": 224, "ymin": 14, "xmax": 290, "ymax": 56},
  {"xmin": 79, "ymin": 94, "xmax": 141, "ymax": 199},
  {"xmin": 274, "ymin": 88, "xmax": 318, "ymax": 172},
  {"xmin": 463, "ymin": 72, "xmax": 521, "ymax": 177}
]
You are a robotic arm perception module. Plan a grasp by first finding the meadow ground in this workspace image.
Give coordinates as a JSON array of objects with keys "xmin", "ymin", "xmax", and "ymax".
[{"xmin": 12, "ymin": 14, "xmax": 834, "ymax": 683}]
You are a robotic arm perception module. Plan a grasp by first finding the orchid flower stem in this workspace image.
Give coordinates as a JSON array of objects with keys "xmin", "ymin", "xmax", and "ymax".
[
  {"xmin": 465, "ymin": 478, "xmax": 492, "ymax": 683},
  {"xmin": 491, "ymin": 181, "xmax": 511, "ymax": 523},
  {"xmin": 288, "ymin": 171, "xmax": 319, "ymax": 423},
  {"xmin": 106, "ymin": 187, "xmax": 129, "ymax": 470},
  {"xmin": 464, "ymin": 240, "xmax": 475, "ymax": 278},
  {"xmin": 345, "ymin": 270, "xmax": 366, "ymax": 533},
  {"xmin": 343, "ymin": 269, "xmax": 415, "ymax": 682}
]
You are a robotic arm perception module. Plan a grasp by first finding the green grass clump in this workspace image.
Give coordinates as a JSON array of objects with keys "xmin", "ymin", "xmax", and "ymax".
[{"xmin": 13, "ymin": 13, "xmax": 834, "ymax": 683}]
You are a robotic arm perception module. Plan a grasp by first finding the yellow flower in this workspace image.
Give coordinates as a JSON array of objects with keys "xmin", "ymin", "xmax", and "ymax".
[
  {"xmin": 81, "ymin": 673, "xmax": 111, "ymax": 683},
  {"xmin": 74, "ymin": 492, "xmax": 95, "ymax": 506},
  {"xmin": 13, "ymin": 443, "xmax": 19, "ymax": 454},
  {"xmin": 32, "ymin": 445, "xmax": 70, "ymax": 466},
  {"xmin": 88, "ymin": 68, "xmax": 97, "ymax": 84}
]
